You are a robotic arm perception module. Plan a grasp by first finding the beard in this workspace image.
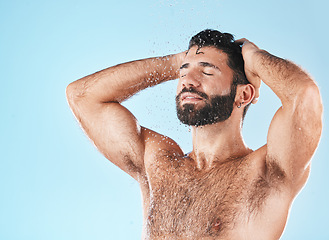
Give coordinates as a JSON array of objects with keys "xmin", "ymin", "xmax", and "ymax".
[{"xmin": 176, "ymin": 83, "xmax": 236, "ymax": 127}]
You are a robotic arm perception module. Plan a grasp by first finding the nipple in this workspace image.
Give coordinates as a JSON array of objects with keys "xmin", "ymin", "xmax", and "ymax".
[
  {"xmin": 206, "ymin": 217, "xmax": 223, "ymax": 235},
  {"xmin": 212, "ymin": 218, "xmax": 221, "ymax": 232}
]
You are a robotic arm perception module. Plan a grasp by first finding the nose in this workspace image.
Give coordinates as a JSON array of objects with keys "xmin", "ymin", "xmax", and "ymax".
[{"xmin": 180, "ymin": 71, "xmax": 201, "ymax": 89}]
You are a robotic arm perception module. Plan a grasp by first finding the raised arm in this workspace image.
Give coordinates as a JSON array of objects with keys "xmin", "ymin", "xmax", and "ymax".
[
  {"xmin": 66, "ymin": 53, "xmax": 184, "ymax": 181},
  {"xmin": 238, "ymin": 39, "xmax": 323, "ymax": 193}
]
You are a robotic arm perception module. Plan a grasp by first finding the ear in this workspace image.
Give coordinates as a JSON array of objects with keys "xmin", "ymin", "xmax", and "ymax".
[{"xmin": 235, "ymin": 84, "xmax": 255, "ymax": 107}]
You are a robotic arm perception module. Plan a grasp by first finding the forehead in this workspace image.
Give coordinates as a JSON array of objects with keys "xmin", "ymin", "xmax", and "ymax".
[{"xmin": 185, "ymin": 46, "xmax": 229, "ymax": 66}]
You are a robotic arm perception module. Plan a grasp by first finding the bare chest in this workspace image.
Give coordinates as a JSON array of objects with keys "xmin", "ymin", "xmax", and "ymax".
[{"xmin": 143, "ymin": 151, "xmax": 270, "ymax": 238}]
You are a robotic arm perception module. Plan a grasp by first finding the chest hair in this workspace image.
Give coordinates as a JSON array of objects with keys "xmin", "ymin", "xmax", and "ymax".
[{"xmin": 144, "ymin": 150, "xmax": 285, "ymax": 238}]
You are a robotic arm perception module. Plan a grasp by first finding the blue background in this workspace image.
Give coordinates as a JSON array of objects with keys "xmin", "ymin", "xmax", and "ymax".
[{"xmin": 1, "ymin": 0, "xmax": 328, "ymax": 239}]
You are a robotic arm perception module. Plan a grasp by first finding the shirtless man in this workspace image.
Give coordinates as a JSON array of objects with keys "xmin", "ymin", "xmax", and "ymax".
[{"xmin": 66, "ymin": 29, "xmax": 323, "ymax": 239}]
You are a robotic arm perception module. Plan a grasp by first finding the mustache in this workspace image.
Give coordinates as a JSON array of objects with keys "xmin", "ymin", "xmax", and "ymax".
[{"xmin": 176, "ymin": 87, "xmax": 209, "ymax": 101}]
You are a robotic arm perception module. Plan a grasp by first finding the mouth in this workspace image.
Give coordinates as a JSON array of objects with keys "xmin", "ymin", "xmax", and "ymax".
[{"xmin": 180, "ymin": 93, "xmax": 204, "ymax": 103}]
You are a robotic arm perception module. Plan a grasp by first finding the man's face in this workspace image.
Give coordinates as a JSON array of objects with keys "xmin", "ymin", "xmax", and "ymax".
[{"xmin": 176, "ymin": 46, "xmax": 236, "ymax": 126}]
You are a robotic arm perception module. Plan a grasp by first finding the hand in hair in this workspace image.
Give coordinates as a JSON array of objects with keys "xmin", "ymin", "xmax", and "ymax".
[{"xmin": 235, "ymin": 38, "xmax": 261, "ymax": 104}]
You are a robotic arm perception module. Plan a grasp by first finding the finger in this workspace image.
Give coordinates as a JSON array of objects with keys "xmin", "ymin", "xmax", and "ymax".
[
  {"xmin": 235, "ymin": 38, "xmax": 248, "ymax": 43},
  {"xmin": 234, "ymin": 38, "xmax": 249, "ymax": 46}
]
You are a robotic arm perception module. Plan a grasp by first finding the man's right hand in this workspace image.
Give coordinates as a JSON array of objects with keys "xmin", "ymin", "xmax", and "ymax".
[{"xmin": 66, "ymin": 52, "xmax": 185, "ymax": 181}]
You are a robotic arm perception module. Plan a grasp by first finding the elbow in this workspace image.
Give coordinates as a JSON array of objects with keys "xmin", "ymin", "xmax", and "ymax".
[
  {"xmin": 66, "ymin": 82, "xmax": 78, "ymax": 106},
  {"xmin": 66, "ymin": 80, "xmax": 88, "ymax": 106}
]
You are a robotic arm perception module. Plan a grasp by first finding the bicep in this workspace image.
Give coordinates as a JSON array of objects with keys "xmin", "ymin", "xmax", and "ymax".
[
  {"xmin": 70, "ymin": 99, "xmax": 146, "ymax": 180},
  {"xmin": 266, "ymin": 89, "xmax": 322, "ymax": 189}
]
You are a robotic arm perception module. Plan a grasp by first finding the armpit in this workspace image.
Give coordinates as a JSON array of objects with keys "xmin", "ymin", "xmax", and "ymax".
[{"xmin": 247, "ymin": 158, "xmax": 286, "ymax": 214}]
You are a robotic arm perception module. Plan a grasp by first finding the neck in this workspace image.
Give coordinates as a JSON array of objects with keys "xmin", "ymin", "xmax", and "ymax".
[{"xmin": 189, "ymin": 118, "xmax": 251, "ymax": 170}]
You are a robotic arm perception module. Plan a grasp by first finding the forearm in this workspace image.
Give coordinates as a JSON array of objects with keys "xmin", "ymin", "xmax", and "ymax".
[
  {"xmin": 67, "ymin": 53, "xmax": 183, "ymax": 103},
  {"xmin": 253, "ymin": 50, "xmax": 316, "ymax": 105}
]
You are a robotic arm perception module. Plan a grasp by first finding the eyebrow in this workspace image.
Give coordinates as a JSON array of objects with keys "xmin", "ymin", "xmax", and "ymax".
[
  {"xmin": 180, "ymin": 63, "xmax": 189, "ymax": 69},
  {"xmin": 199, "ymin": 62, "xmax": 220, "ymax": 71},
  {"xmin": 180, "ymin": 62, "xmax": 221, "ymax": 71},
  {"xmin": 196, "ymin": 48, "xmax": 204, "ymax": 55}
]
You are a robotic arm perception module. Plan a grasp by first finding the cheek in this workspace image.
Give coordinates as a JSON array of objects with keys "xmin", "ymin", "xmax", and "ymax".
[
  {"xmin": 176, "ymin": 86, "xmax": 182, "ymax": 98},
  {"xmin": 176, "ymin": 84, "xmax": 181, "ymax": 94},
  {"xmin": 202, "ymin": 84, "xmax": 221, "ymax": 96},
  {"xmin": 208, "ymin": 77, "xmax": 232, "ymax": 95},
  {"xmin": 219, "ymin": 87, "xmax": 231, "ymax": 96},
  {"xmin": 176, "ymin": 79, "xmax": 184, "ymax": 93}
]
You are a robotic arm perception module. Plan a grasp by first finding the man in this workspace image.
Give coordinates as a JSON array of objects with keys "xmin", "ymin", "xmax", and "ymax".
[{"xmin": 66, "ymin": 29, "xmax": 323, "ymax": 239}]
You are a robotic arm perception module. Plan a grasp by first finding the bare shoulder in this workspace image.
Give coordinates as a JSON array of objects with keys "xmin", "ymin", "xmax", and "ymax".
[
  {"xmin": 139, "ymin": 127, "xmax": 184, "ymax": 180},
  {"xmin": 142, "ymin": 127, "xmax": 184, "ymax": 158},
  {"xmin": 138, "ymin": 127, "xmax": 184, "ymax": 190}
]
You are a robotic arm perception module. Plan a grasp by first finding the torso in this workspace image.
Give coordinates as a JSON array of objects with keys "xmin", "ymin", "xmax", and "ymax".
[{"xmin": 139, "ymin": 137, "xmax": 292, "ymax": 240}]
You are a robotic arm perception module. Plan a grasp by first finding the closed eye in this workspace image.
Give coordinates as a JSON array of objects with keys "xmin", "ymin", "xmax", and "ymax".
[{"xmin": 203, "ymin": 72, "xmax": 213, "ymax": 76}]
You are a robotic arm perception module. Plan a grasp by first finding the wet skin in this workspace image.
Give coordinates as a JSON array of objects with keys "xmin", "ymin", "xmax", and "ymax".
[
  {"xmin": 139, "ymin": 130, "xmax": 290, "ymax": 240},
  {"xmin": 136, "ymin": 47, "xmax": 291, "ymax": 239},
  {"xmin": 67, "ymin": 41, "xmax": 322, "ymax": 239}
]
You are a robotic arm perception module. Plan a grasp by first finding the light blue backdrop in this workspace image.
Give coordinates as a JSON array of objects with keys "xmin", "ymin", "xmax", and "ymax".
[{"xmin": 1, "ymin": 0, "xmax": 328, "ymax": 239}]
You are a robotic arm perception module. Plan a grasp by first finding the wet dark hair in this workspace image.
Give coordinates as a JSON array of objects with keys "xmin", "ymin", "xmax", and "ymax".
[{"xmin": 188, "ymin": 29, "xmax": 251, "ymax": 119}]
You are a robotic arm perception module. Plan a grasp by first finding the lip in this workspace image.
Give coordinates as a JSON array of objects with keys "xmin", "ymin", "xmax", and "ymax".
[{"xmin": 180, "ymin": 93, "xmax": 204, "ymax": 103}]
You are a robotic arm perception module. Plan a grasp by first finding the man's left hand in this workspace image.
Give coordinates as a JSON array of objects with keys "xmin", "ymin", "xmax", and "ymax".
[{"xmin": 235, "ymin": 38, "xmax": 262, "ymax": 104}]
